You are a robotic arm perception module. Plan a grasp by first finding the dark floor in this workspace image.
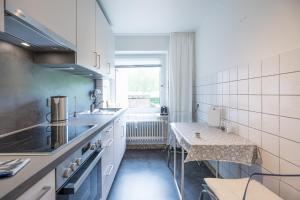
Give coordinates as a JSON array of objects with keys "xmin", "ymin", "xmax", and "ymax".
[{"xmin": 107, "ymin": 149, "xmax": 214, "ymax": 200}]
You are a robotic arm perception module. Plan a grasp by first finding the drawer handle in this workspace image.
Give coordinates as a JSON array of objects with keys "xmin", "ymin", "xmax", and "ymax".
[
  {"xmin": 93, "ymin": 52, "xmax": 97, "ymax": 67},
  {"xmin": 104, "ymin": 139, "xmax": 113, "ymax": 147},
  {"xmin": 105, "ymin": 165, "xmax": 114, "ymax": 176},
  {"xmin": 35, "ymin": 186, "xmax": 51, "ymax": 200}
]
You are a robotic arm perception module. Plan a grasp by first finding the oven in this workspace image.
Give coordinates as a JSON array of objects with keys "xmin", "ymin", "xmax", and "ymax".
[
  {"xmin": 57, "ymin": 147, "xmax": 104, "ymax": 200},
  {"xmin": 55, "ymin": 130, "xmax": 104, "ymax": 200}
]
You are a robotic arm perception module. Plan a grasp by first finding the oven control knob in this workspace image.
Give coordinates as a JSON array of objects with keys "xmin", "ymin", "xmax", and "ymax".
[
  {"xmin": 90, "ymin": 143, "xmax": 96, "ymax": 150},
  {"xmin": 70, "ymin": 163, "xmax": 77, "ymax": 171},
  {"xmin": 75, "ymin": 158, "xmax": 82, "ymax": 166},
  {"xmin": 63, "ymin": 168, "xmax": 72, "ymax": 178}
]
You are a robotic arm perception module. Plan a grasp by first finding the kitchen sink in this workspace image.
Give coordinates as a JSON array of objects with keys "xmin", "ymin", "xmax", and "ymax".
[{"xmin": 80, "ymin": 108, "xmax": 122, "ymax": 115}]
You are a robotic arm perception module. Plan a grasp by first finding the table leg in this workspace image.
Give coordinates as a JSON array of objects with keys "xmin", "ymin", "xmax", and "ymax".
[
  {"xmin": 216, "ymin": 160, "xmax": 219, "ymax": 178},
  {"xmin": 181, "ymin": 147, "xmax": 185, "ymax": 200},
  {"xmin": 174, "ymin": 143, "xmax": 176, "ymax": 179}
]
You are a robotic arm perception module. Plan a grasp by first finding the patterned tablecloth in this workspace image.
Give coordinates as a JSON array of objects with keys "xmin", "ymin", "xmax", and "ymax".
[{"xmin": 170, "ymin": 122, "xmax": 258, "ymax": 165}]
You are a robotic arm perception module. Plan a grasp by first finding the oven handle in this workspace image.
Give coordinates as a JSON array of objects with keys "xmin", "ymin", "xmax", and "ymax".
[{"xmin": 62, "ymin": 148, "xmax": 104, "ymax": 194}]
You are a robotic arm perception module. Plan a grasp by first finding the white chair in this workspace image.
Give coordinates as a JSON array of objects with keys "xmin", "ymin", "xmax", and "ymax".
[{"xmin": 199, "ymin": 173, "xmax": 300, "ymax": 200}]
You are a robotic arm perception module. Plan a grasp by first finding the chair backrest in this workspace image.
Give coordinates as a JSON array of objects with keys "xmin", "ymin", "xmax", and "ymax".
[{"xmin": 243, "ymin": 173, "xmax": 300, "ymax": 200}]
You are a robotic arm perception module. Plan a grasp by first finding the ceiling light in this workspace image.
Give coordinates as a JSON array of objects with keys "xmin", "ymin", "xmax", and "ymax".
[{"xmin": 21, "ymin": 42, "xmax": 30, "ymax": 47}]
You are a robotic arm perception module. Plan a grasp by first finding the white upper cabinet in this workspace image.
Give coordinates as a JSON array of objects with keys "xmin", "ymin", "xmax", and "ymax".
[
  {"xmin": 96, "ymin": 3, "xmax": 108, "ymax": 74},
  {"xmin": 76, "ymin": 0, "xmax": 96, "ymax": 69},
  {"xmin": 5, "ymin": 0, "xmax": 76, "ymax": 46}
]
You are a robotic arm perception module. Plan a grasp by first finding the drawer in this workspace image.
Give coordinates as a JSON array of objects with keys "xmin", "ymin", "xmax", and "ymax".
[{"xmin": 17, "ymin": 170, "xmax": 55, "ymax": 200}]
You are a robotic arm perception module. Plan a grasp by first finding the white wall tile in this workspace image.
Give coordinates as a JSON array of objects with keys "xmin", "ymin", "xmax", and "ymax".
[
  {"xmin": 229, "ymin": 95, "xmax": 237, "ymax": 108},
  {"xmin": 249, "ymin": 128, "xmax": 262, "ymax": 147},
  {"xmin": 217, "ymin": 72, "xmax": 223, "ymax": 83},
  {"xmin": 262, "ymin": 114, "xmax": 279, "ymax": 135},
  {"xmin": 280, "ymin": 138, "xmax": 300, "ymax": 166},
  {"xmin": 217, "ymin": 95, "xmax": 222, "ymax": 106},
  {"xmin": 280, "ymin": 181, "xmax": 300, "ymax": 200},
  {"xmin": 280, "ymin": 159, "xmax": 300, "ymax": 190},
  {"xmin": 222, "ymin": 70, "xmax": 230, "ymax": 82},
  {"xmin": 280, "ymin": 117, "xmax": 300, "ymax": 143},
  {"xmin": 229, "ymin": 108, "xmax": 238, "ymax": 122},
  {"xmin": 249, "ymin": 95, "xmax": 262, "ymax": 112},
  {"xmin": 262, "ymin": 132, "xmax": 279, "ymax": 156},
  {"xmin": 280, "ymin": 96, "xmax": 300, "ymax": 119},
  {"xmin": 223, "ymin": 95, "xmax": 229, "ymax": 107},
  {"xmin": 229, "ymin": 81, "xmax": 238, "ymax": 95},
  {"xmin": 222, "ymin": 82, "xmax": 229, "ymax": 94},
  {"xmin": 238, "ymin": 80, "xmax": 249, "ymax": 94},
  {"xmin": 230, "ymin": 67, "xmax": 238, "ymax": 81},
  {"xmin": 262, "ymin": 55, "xmax": 280, "ymax": 76},
  {"xmin": 280, "ymin": 72, "xmax": 300, "ymax": 95},
  {"xmin": 249, "ymin": 112, "xmax": 261, "ymax": 130},
  {"xmin": 238, "ymin": 110, "xmax": 248, "ymax": 126},
  {"xmin": 249, "ymin": 60, "xmax": 262, "ymax": 78},
  {"xmin": 261, "ymin": 149, "xmax": 279, "ymax": 173},
  {"xmin": 262, "ymin": 75, "xmax": 279, "ymax": 95},
  {"xmin": 238, "ymin": 95, "xmax": 248, "ymax": 110},
  {"xmin": 217, "ymin": 83, "xmax": 222, "ymax": 95},
  {"xmin": 262, "ymin": 96, "xmax": 279, "ymax": 115},
  {"xmin": 238, "ymin": 124, "xmax": 248, "ymax": 138},
  {"xmin": 249, "ymin": 78, "xmax": 262, "ymax": 94},
  {"xmin": 238, "ymin": 65, "xmax": 249, "ymax": 80},
  {"xmin": 280, "ymin": 48, "xmax": 300, "ymax": 74}
]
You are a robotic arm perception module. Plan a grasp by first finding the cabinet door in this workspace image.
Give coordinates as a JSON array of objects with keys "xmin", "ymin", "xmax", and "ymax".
[
  {"xmin": 95, "ymin": 4, "xmax": 107, "ymax": 74},
  {"xmin": 17, "ymin": 170, "xmax": 55, "ymax": 200},
  {"xmin": 6, "ymin": 0, "xmax": 76, "ymax": 46},
  {"xmin": 76, "ymin": 0, "xmax": 97, "ymax": 69}
]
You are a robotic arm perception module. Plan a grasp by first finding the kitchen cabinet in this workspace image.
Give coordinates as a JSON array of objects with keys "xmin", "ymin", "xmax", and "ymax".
[
  {"xmin": 5, "ymin": 0, "xmax": 76, "ymax": 46},
  {"xmin": 76, "ymin": 0, "xmax": 96, "ymax": 70},
  {"xmin": 113, "ymin": 116, "xmax": 126, "ymax": 174},
  {"xmin": 101, "ymin": 124, "xmax": 115, "ymax": 200},
  {"xmin": 77, "ymin": 0, "xmax": 115, "ymax": 77},
  {"xmin": 17, "ymin": 170, "xmax": 55, "ymax": 200}
]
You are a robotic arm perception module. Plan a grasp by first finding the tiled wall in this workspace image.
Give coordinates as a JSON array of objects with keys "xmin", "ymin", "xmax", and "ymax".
[{"xmin": 193, "ymin": 48, "xmax": 300, "ymax": 199}]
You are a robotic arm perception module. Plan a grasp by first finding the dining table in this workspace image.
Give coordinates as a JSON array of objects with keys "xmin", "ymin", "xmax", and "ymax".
[{"xmin": 170, "ymin": 122, "xmax": 258, "ymax": 200}]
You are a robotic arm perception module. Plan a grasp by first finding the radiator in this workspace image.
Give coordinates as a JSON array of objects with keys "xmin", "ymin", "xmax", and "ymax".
[{"xmin": 126, "ymin": 116, "xmax": 168, "ymax": 145}]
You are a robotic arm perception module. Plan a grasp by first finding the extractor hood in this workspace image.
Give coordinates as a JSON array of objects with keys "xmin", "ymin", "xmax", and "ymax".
[{"xmin": 0, "ymin": 6, "xmax": 76, "ymax": 51}]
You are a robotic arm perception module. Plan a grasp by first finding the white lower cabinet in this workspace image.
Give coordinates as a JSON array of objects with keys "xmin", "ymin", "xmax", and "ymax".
[
  {"xmin": 17, "ymin": 170, "xmax": 55, "ymax": 200},
  {"xmin": 101, "ymin": 116, "xmax": 126, "ymax": 200}
]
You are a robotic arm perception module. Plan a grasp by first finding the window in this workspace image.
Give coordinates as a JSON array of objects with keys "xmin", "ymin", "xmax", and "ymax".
[{"xmin": 116, "ymin": 67, "xmax": 161, "ymax": 109}]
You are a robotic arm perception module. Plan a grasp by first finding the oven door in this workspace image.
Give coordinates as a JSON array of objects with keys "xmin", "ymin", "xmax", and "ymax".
[{"xmin": 57, "ymin": 148, "xmax": 104, "ymax": 200}]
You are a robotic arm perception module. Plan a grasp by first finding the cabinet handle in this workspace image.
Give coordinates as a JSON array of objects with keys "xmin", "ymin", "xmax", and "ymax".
[
  {"xmin": 93, "ymin": 52, "xmax": 97, "ymax": 67},
  {"xmin": 35, "ymin": 186, "xmax": 51, "ymax": 200},
  {"xmin": 105, "ymin": 165, "xmax": 114, "ymax": 176},
  {"xmin": 104, "ymin": 139, "xmax": 113, "ymax": 147},
  {"xmin": 107, "ymin": 63, "xmax": 111, "ymax": 74},
  {"xmin": 97, "ymin": 54, "xmax": 101, "ymax": 69}
]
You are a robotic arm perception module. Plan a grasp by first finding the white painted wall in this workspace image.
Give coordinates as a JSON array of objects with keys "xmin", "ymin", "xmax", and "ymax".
[
  {"xmin": 196, "ymin": 0, "xmax": 300, "ymax": 76},
  {"xmin": 194, "ymin": 1, "xmax": 300, "ymax": 199},
  {"xmin": 115, "ymin": 35, "xmax": 169, "ymax": 52}
]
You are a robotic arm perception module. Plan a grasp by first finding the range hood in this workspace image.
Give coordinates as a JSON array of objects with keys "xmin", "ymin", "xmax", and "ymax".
[
  {"xmin": 0, "ymin": 7, "xmax": 76, "ymax": 51},
  {"xmin": 0, "ymin": 3, "xmax": 109, "ymax": 80}
]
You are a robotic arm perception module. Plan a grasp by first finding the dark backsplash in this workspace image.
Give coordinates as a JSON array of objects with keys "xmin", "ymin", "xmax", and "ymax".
[{"xmin": 0, "ymin": 41, "xmax": 94, "ymax": 135}]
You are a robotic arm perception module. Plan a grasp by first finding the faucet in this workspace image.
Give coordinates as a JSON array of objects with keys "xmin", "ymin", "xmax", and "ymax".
[{"xmin": 90, "ymin": 100, "xmax": 104, "ymax": 113}]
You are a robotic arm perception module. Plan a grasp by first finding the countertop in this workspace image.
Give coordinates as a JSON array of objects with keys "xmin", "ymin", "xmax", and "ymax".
[{"xmin": 0, "ymin": 108, "xmax": 126, "ymax": 200}]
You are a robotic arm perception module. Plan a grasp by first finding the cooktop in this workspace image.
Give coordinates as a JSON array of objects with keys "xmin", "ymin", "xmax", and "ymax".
[{"xmin": 0, "ymin": 124, "xmax": 95, "ymax": 154}]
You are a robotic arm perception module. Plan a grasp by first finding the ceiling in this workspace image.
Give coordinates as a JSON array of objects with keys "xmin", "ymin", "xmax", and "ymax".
[{"xmin": 101, "ymin": 0, "xmax": 216, "ymax": 34}]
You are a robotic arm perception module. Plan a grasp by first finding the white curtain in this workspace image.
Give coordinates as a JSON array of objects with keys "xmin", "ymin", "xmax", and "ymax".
[{"xmin": 168, "ymin": 32, "xmax": 195, "ymax": 123}]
